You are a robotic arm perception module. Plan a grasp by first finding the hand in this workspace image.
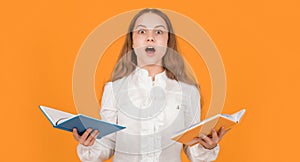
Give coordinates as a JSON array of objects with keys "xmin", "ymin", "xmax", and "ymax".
[
  {"xmin": 195, "ymin": 127, "xmax": 230, "ymax": 150},
  {"xmin": 72, "ymin": 128, "xmax": 99, "ymax": 146}
]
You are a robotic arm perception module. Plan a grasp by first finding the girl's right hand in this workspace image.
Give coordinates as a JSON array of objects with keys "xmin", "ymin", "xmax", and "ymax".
[{"xmin": 72, "ymin": 128, "xmax": 99, "ymax": 146}]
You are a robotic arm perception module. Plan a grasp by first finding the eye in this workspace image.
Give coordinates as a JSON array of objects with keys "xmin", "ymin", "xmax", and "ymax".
[
  {"xmin": 155, "ymin": 30, "xmax": 164, "ymax": 35},
  {"xmin": 138, "ymin": 29, "xmax": 146, "ymax": 34}
]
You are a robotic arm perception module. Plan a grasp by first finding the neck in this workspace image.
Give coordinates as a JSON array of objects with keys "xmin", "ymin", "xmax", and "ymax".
[{"xmin": 141, "ymin": 65, "xmax": 164, "ymax": 81}]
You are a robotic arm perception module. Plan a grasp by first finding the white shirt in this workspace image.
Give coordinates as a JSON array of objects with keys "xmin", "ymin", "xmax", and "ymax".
[{"xmin": 77, "ymin": 68, "xmax": 219, "ymax": 162}]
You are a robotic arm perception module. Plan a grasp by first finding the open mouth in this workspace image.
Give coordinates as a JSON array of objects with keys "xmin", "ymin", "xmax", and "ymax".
[{"xmin": 145, "ymin": 46, "xmax": 156, "ymax": 53}]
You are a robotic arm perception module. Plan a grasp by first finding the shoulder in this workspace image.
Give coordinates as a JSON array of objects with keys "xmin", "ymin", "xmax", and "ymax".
[
  {"xmin": 176, "ymin": 80, "xmax": 199, "ymax": 94},
  {"xmin": 104, "ymin": 76, "xmax": 130, "ymax": 92}
]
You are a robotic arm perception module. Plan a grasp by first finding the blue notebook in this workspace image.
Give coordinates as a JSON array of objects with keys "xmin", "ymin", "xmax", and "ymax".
[{"xmin": 39, "ymin": 105, "xmax": 125, "ymax": 139}]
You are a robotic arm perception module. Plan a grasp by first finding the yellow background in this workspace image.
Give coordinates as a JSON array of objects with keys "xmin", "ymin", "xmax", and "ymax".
[{"xmin": 1, "ymin": 0, "xmax": 299, "ymax": 161}]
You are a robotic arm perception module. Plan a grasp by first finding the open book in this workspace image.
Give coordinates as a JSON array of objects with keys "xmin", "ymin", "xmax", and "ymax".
[
  {"xmin": 39, "ymin": 105, "xmax": 125, "ymax": 139},
  {"xmin": 171, "ymin": 109, "xmax": 246, "ymax": 146}
]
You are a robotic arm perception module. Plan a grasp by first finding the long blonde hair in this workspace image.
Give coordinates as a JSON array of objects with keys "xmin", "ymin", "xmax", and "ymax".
[{"xmin": 112, "ymin": 8, "xmax": 198, "ymax": 88}]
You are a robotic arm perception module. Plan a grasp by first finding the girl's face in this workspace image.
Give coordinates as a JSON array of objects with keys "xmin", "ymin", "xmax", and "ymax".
[{"xmin": 132, "ymin": 13, "xmax": 168, "ymax": 67}]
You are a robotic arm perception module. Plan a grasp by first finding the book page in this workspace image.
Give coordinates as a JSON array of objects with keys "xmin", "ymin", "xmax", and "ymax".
[
  {"xmin": 231, "ymin": 109, "xmax": 246, "ymax": 122},
  {"xmin": 171, "ymin": 108, "xmax": 246, "ymax": 146},
  {"xmin": 40, "ymin": 106, "xmax": 75, "ymax": 126},
  {"xmin": 220, "ymin": 114, "xmax": 235, "ymax": 121}
]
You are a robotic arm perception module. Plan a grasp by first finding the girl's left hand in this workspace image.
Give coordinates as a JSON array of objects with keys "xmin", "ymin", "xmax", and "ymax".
[{"xmin": 195, "ymin": 127, "xmax": 230, "ymax": 150}]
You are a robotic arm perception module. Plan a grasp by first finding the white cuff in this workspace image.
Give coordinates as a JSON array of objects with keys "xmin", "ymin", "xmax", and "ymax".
[{"xmin": 189, "ymin": 143, "xmax": 220, "ymax": 162}]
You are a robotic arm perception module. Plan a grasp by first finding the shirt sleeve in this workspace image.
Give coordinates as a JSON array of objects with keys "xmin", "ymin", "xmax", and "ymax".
[
  {"xmin": 77, "ymin": 82, "xmax": 117, "ymax": 162},
  {"xmin": 183, "ymin": 86, "xmax": 220, "ymax": 162}
]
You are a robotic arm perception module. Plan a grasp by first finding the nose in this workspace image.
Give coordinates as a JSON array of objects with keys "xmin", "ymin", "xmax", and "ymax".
[
  {"xmin": 147, "ymin": 37, "xmax": 154, "ymax": 42},
  {"xmin": 146, "ymin": 31, "xmax": 155, "ymax": 42}
]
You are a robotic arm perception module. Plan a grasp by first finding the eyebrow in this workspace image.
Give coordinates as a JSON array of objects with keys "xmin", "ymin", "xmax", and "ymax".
[{"xmin": 135, "ymin": 24, "xmax": 166, "ymax": 29}]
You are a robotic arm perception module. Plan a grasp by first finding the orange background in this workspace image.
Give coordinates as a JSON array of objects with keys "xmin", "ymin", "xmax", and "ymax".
[{"xmin": 1, "ymin": 0, "xmax": 300, "ymax": 161}]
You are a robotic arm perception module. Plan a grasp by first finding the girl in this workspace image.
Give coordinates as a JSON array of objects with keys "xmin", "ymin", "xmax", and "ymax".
[{"xmin": 73, "ymin": 8, "xmax": 228, "ymax": 162}]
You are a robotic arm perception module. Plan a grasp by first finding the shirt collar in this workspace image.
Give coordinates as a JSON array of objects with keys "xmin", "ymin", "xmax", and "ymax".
[{"xmin": 134, "ymin": 66, "xmax": 167, "ymax": 81}]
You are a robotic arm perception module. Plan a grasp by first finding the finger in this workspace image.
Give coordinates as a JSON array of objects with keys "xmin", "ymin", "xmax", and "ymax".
[
  {"xmin": 87, "ymin": 132, "xmax": 100, "ymax": 146},
  {"xmin": 211, "ymin": 128, "xmax": 219, "ymax": 143},
  {"xmin": 218, "ymin": 127, "xmax": 230, "ymax": 139},
  {"xmin": 87, "ymin": 138, "xmax": 96, "ymax": 146},
  {"xmin": 199, "ymin": 134, "xmax": 213, "ymax": 146},
  {"xmin": 79, "ymin": 128, "xmax": 93, "ymax": 144},
  {"xmin": 84, "ymin": 130, "xmax": 99, "ymax": 145},
  {"xmin": 217, "ymin": 127, "xmax": 225, "ymax": 140},
  {"xmin": 196, "ymin": 137, "xmax": 211, "ymax": 149},
  {"xmin": 72, "ymin": 128, "xmax": 80, "ymax": 141},
  {"xmin": 88, "ymin": 130, "xmax": 99, "ymax": 141}
]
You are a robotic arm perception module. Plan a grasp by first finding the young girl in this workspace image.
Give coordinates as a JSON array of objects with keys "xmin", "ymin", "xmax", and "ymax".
[{"xmin": 72, "ymin": 8, "xmax": 228, "ymax": 162}]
